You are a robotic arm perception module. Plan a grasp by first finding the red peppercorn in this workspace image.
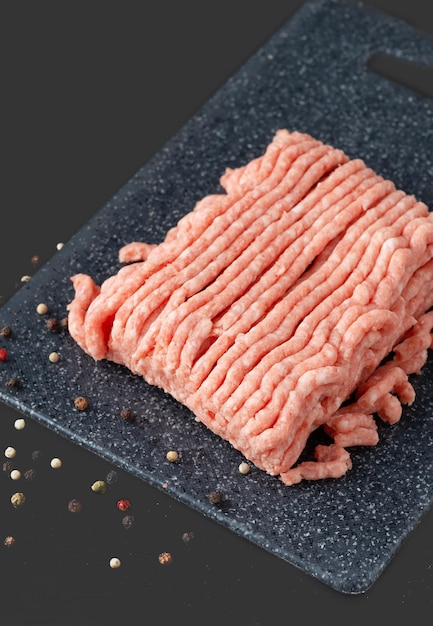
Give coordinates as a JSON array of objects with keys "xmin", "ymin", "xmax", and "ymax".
[
  {"xmin": 0, "ymin": 348, "xmax": 7, "ymax": 362},
  {"xmin": 116, "ymin": 499, "xmax": 131, "ymax": 512}
]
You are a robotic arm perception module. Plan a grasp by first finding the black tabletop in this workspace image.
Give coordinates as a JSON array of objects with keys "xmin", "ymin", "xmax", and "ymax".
[{"xmin": 1, "ymin": 1, "xmax": 433, "ymax": 624}]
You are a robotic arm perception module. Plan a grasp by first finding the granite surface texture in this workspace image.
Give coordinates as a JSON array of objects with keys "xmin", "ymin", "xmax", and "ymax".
[{"xmin": 0, "ymin": 0, "xmax": 432, "ymax": 593}]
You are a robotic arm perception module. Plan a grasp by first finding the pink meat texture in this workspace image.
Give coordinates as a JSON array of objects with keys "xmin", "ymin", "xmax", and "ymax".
[{"xmin": 67, "ymin": 130, "xmax": 433, "ymax": 485}]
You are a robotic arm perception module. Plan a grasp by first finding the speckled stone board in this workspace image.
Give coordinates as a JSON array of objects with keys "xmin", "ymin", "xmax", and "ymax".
[{"xmin": 1, "ymin": 0, "xmax": 433, "ymax": 594}]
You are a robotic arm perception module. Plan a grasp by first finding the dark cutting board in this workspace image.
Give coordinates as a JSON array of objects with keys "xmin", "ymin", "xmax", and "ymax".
[{"xmin": 1, "ymin": 0, "xmax": 433, "ymax": 594}]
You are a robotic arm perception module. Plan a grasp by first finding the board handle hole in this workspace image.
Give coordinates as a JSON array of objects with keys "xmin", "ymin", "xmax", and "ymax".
[{"xmin": 367, "ymin": 52, "xmax": 433, "ymax": 101}]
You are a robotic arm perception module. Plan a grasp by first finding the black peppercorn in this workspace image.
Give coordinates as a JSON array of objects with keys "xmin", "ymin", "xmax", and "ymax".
[
  {"xmin": 120, "ymin": 407, "xmax": 135, "ymax": 422},
  {"xmin": 46, "ymin": 318, "xmax": 59, "ymax": 333},
  {"xmin": 182, "ymin": 531, "xmax": 195, "ymax": 545},
  {"xmin": 68, "ymin": 499, "xmax": 83, "ymax": 513},
  {"xmin": 106, "ymin": 470, "xmax": 118, "ymax": 485},
  {"xmin": 60, "ymin": 317, "xmax": 68, "ymax": 331},
  {"xmin": 5, "ymin": 376, "xmax": 20, "ymax": 388},
  {"xmin": 208, "ymin": 490, "xmax": 223, "ymax": 505},
  {"xmin": 121, "ymin": 514, "xmax": 135, "ymax": 529},
  {"xmin": 24, "ymin": 468, "xmax": 37, "ymax": 481}
]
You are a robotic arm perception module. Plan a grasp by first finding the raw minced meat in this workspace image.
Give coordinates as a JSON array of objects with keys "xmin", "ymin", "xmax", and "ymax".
[{"xmin": 67, "ymin": 130, "xmax": 433, "ymax": 485}]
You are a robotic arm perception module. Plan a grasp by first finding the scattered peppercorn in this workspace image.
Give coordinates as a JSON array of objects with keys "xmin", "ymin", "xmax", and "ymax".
[
  {"xmin": 182, "ymin": 531, "xmax": 195, "ymax": 545},
  {"xmin": 4, "ymin": 536, "xmax": 15, "ymax": 548},
  {"xmin": 158, "ymin": 551, "xmax": 173, "ymax": 565},
  {"xmin": 105, "ymin": 470, "xmax": 118, "ymax": 485},
  {"xmin": 166, "ymin": 450, "xmax": 179, "ymax": 463},
  {"xmin": 0, "ymin": 348, "xmax": 8, "ymax": 362},
  {"xmin": 31, "ymin": 450, "xmax": 42, "ymax": 462},
  {"xmin": 120, "ymin": 407, "xmax": 135, "ymax": 422},
  {"xmin": 46, "ymin": 318, "xmax": 59, "ymax": 333},
  {"xmin": 31, "ymin": 255, "xmax": 39, "ymax": 265},
  {"xmin": 14, "ymin": 418, "xmax": 25, "ymax": 430},
  {"xmin": 74, "ymin": 396, "xmax": 88, "ymax": 411},
  {"xmin": 0, "ymin": 326, "xmax": 12, "ymax": 338},
  {"xmin": 68, "ymin": 499, "xmax": 83, "ymax": 513},
  {"xmin": 24, "ymin": 468, "xmax": 36, "ymax": 481},
  {"xmin": 121, "ymin": 514, "xmax": 135, "ymax": 530},
  {"xmin": 4, "ymin": 447, "xmax": 16, "ymax": 459},
  {"xmin": 10, "ymin": 492, "xmax": 25, "ymax": 508},
  {"xmin": 48, "ymin": 351, "xmax": 60, "ymax": 363},
  {"xmin": 238, "ymin": 461, "xmax": 251, "ymax": 475},
  {"xmin": 36, "ymin": 303, "xmax": 49, "ymax": 315},
  {"xmin": 3, "ymin": 460, "xmax": 13, "ymax": 473},
  {"xmin": 60, "ymin": 317, "xmax": 68, "ymax": 331},
  {"xmin": 50, "ymin": 457, "xmax": 62, "ymax": 469},
  {"xmin": 5, "ymin": 376, "xmax": 20, "ymax": 388},
  {"xmin": 91, "ymin": 480, "xmax": 107, "ymax": 494},
  {"xmin": 208, "ymin": 490, "xmax": 223, "ymax": 505},
  {"xmin": 109, "ymin": 557, "xmax": 121, "ymax": 569},
  {"xmin": 116, "ymin": 499, "xmax": 131, "ymax": 512}
]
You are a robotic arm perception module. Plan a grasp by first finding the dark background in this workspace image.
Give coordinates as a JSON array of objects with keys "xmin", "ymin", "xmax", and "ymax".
[{"xmin": 1, "ymin": 1, "xmax": 433, "ymax": 624}]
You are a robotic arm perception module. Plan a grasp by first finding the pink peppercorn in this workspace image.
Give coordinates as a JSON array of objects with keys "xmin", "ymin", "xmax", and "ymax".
[
  {"xmin": 116, "ymin": 499, "xmax": 131, "ymax": 512},
  {"xmin": 0, "ymin": 348, "xmax": 7, "ymax": 362}
]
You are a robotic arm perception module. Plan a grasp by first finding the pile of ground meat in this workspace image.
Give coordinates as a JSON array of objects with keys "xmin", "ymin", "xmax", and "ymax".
[{"xmin": 67, "ymin": 130, "xmax": 433, "ymax": 485}]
